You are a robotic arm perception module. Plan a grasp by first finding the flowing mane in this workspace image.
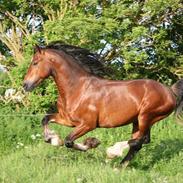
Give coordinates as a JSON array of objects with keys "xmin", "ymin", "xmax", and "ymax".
[{"xmin": 45, "ymin": 41, "xmax": 107, "ymax": 77}]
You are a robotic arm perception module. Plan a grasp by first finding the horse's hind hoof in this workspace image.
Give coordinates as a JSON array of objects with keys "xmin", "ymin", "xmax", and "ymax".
[{"xmin": 106, "ymin": 141, "xmax": 129, "ymax": 159}]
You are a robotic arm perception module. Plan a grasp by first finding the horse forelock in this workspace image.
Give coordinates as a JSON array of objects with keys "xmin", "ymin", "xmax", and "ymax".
[{"xmin": 45, "ymin": 41, "xmax": 107, "ymax": 77}]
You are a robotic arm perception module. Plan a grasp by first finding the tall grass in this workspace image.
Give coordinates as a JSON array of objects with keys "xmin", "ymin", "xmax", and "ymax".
[{"xmin": 0, "ymin": 114, "xmax": 183, "ymax": 183}]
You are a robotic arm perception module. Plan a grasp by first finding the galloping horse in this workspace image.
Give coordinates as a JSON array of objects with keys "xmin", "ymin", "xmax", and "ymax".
[{"xmin": 23, "ymin": 42, "xmax": 183, "ymax": 166}]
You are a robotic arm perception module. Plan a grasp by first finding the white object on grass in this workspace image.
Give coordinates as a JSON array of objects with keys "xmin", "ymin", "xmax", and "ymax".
[
  {"xmin": 5, "ymin": 88, "xmax": 16, "ymax": 99},
  {"xmin": 0, "ymin": 64, "xmax": 7, "ymax": 73}
]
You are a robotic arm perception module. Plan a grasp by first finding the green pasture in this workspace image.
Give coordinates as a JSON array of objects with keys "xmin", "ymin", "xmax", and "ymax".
[{"xmin": 0, "ymin": 114, "xmax": 183, "ymax": 183}]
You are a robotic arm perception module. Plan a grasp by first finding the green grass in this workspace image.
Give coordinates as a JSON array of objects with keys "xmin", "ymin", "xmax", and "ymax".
[{"xmin": 0, "ymin": 115, "xmax": 183, "ymax": 183}]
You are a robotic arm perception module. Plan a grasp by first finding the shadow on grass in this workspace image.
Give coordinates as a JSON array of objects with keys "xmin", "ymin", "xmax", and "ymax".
[{"xmin": 130, "ymin": 138, "xmax": 183, "ymax": 170}]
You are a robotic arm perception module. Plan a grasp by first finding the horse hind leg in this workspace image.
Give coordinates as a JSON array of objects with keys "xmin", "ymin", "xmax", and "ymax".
[
  {"xmin": 106, "ymin": 118, "xmax": 151, "ymax": 161},
  {"xmin": 120, "ymin": 114, "xmax": 151, "ymax": 167},
  {"xmin": 106, "ymin": 120, "xmax": 139, "ymax": 159},
  {"xmin": 132, "ymin": 120, "xmax": 151, "ymax": 144},
  {"xmin": 143, "ymin": 128, "xmax": 151, "ymax": 144}
]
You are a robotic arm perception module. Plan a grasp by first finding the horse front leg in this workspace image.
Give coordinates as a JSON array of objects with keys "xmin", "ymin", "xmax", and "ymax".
[
  {"xmin": 42, "ymin": 113, "xmax": 73, "ymax": 146},
  {"xmin": 64, "ymin": 124, "xmax": 100, "ymax": 151}
]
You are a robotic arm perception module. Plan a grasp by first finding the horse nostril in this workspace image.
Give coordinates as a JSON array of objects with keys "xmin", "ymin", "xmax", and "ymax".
[{"xmin": 23, "ymin": 83, "xmax": 27, "ymax": 90}]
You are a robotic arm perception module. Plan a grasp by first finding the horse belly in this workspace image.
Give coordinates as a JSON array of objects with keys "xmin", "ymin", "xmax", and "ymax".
[{"xmin": 98, "ymin": 99, "xmax": 138, "ymax": 128}]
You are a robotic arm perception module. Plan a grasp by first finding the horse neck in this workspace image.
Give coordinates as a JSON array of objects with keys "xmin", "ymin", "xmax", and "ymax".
[{"xmin": 50, "ymin": 52, "xmax": 90, "ymax": 103}]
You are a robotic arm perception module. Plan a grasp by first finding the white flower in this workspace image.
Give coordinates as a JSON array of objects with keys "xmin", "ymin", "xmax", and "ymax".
[
  {"xmin": 0, "ymin": 64, "xmax": 7, "ymax": 73},
  {"xmin": 19, "ymin": 142, "xmax": 24, "ymax": 146},
  {"xmin": 76, "ymin": 178, "xmax": 83, "ymax": 183},
  {"xmin": 16, "ymin": 142, "xmax": 24, "ymax": 148},
  {"xmin": 31, "ymin": 134, "xmax": 36, "ymax": 140},
  {"xmin": 5, "ymin": 88, "xmax": 16, "ymax": 99},
  {"xmin": 13, "ymin": 95, "xmax": 23, "ymax": 102},
  {"xmin": 76, "ymin": 177, "xmax": 87, "ymax": 183},
  {"xmin": 36, "ymin": 133, "xmax": 41, "ymax": 137}
]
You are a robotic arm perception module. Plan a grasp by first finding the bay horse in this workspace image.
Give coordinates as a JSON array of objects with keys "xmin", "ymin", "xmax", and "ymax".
[{"xmin": 23, "ymin": 42, "xmax": 183, "ymax": 166}]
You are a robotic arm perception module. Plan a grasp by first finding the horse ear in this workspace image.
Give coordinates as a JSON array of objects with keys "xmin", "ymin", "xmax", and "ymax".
[{"xmin": 34, "ymin": 44, "xmax": 42, "ymax": 54}]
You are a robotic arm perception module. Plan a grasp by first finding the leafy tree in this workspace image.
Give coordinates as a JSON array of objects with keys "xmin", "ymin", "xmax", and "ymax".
[
  {"xmin": 42, "ymin": 0, "xmax": 183, "ymax": 83},
  {"xmin": 0, "ymin": 0, "xmax": 183, "ymax": 82}
]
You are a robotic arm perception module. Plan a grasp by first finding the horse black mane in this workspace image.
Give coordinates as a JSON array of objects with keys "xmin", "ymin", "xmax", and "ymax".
[{"xmin": 45, "ymin": 41, "xmax": 107, "ymax": 77}]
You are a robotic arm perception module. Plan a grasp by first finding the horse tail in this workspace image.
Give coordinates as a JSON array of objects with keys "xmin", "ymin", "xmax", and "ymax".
[{"xmin": 171, "ymin": 79, "xmax": 183, "ymax": 124}]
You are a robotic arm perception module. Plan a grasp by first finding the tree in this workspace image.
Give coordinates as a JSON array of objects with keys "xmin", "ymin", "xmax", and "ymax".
[
  {"xmin": 42, "ymin": 0, "xmax": 183, "ymax": 83},
  {"xmin": 0, "ymin": 0, "xmax": 183, "ymax": 83}
]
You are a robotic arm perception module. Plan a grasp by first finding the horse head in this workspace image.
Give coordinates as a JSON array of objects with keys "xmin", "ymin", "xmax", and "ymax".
[{"xmin": 23, "ymin": 45, "xmax": 52, "ymax": 91}]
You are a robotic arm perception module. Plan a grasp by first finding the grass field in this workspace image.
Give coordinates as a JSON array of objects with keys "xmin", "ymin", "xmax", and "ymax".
[{"xmin": 0, "ymin": 115, "xmax": 183, "ymax": 183}]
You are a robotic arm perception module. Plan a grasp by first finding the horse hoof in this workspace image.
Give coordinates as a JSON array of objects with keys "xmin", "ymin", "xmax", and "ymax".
[
  {"xmin": 83, "ymin": 137, "xmax": 101, "ymax": 148},
  {"xmin": 44, "ymin": 130, "xmax": 63, "ymax": 146},
  {"xmin": 44, "ymin": 136, "xmax": 51, "ymax": 143},
  {"xmin": 106, "ymin": 141, "xmax": 129, "ymax": 159},
  {"xmin": 64, "ymin": 139, "xmax": 74, "ymax": 148},
  {"xmin": 51, "ymin": 136, "xmax": 64, "ymax": 146},
  {"xmin": 73, "ymin": 143, "xmax": 89, "ymax": 151},
  {"xmin": 44, "ymin": 130, "xmax": 55, "ymax": 142}
]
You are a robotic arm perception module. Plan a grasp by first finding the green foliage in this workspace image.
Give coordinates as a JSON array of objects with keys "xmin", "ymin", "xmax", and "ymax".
[
  {"xmin": 44, "ymin": 15, "xmax": 119, "ymax": 50},
  {"xmin": 0, "ymin": 59, "xmax": 57, "ymax": 113},
  {"xmin": 26, "ymin": 80, "xmax": 57, "ymax": 113},
  {"xmin": 42, "ymin": 0, "xmax": 183, "ymax": 83},
  {"xmin": 0, "ymin": 106, "xmax": 42, "ymax": 154}
]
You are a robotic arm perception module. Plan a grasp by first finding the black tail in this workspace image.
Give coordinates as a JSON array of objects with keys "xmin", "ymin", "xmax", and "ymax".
[{"xmin": 171, "ymin": 79, "xmax": 183, "ymax": 123}]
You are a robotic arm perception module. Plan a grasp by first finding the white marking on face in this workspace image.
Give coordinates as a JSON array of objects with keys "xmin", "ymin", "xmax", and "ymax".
[
  {"xmin": 106, "ymin": 141, "xmax": 129, "ymax": 159},
  {"xmin": 88, "ymin": 104, "xmax": 97, "ymax": 111}
]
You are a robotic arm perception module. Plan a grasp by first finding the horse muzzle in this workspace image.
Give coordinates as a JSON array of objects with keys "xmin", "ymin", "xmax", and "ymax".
[{"xmin": 23, "ymin": 81, "xmax": 35, "ymax": 92}]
